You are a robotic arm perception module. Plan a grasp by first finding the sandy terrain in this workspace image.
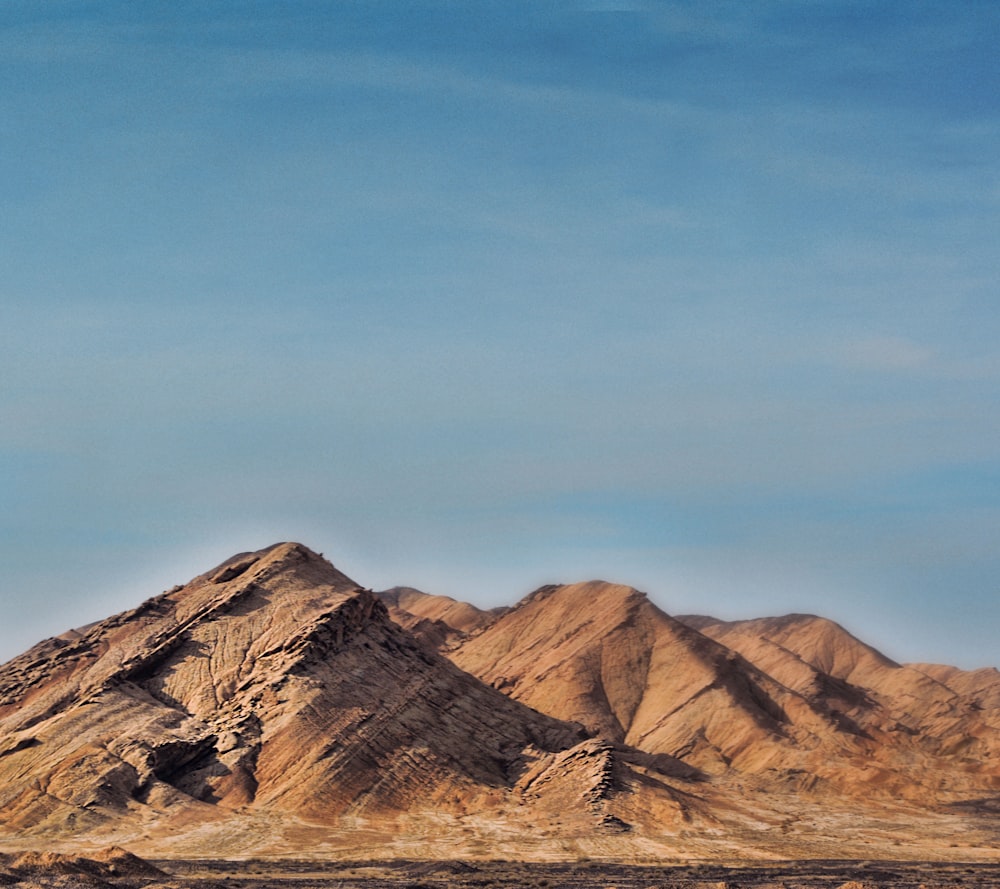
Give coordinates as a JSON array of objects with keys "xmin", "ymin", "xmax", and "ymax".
[{"xmin": 5, "ymin": 854, "xmax": 1000, "ymax": 889}]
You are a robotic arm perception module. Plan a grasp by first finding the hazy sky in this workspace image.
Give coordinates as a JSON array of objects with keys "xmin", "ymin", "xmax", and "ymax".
[{"xmin": 3, "ymin": 2, "xmax": 999, "ymax": 669}]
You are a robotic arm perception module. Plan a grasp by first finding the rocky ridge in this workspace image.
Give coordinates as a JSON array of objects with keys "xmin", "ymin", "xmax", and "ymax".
[
  {"xmin": 375, "ymin": 587, "xmax": 502, "ymax": 651},
  {"xmin": 0, "ymin": 544, "xmax": 997, "ymax": 861},
  {"xmin": 0, "ymin": 545, "xmax": 700, "ymax": 857},
  {"xmin": 399, "ymin": 580, "xmax": 1000, "ymax": 821}
]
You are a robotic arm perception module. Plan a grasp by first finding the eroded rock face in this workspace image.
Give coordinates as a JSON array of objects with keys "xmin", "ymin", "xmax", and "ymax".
[
  {"xmin": 449, "ymin": 582, "xmax": 844, "ymax": 776},
  {"xmin": 0, "ymin": 545, "xmax": 710, "ymax": 854},
  {"xmin": 1, "ymin": 545, "xmax": 998, "ymax": 861},
  {"xmin": 421, "ymin": 581, "xmax": 1000, "ymax": 804},
  {"xmin": 676, "ymin": 613, "xmax": 1000, "ymax": 799}
]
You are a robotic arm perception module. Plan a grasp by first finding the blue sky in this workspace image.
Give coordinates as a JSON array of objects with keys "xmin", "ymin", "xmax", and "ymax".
[{"xmin": 2, "ymin": 1, "xmax": 999, "ymax": 669}]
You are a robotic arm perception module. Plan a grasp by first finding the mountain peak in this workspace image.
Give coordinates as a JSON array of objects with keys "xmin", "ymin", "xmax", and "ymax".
[
  {"xmin": 194, "ymin": 541, "xmax": 356, "ymax": 590},
  {"xmin": 522, "ymin": 580, "xmax": 649, "ymax": 606},
  {"xmin": 452, "ymin": 579, "xmax": 739, "ymax": 749}
]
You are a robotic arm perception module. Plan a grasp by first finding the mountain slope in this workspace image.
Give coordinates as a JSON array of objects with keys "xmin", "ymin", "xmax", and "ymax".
[
  {"xmin": 1, "ymin": 546, "xmax": 997, "ymax": 860},
  {"xmin": 449, "ymin": 582, "xmax": 849, "ymax": 778},
  {"xmin": 375, "ymin": 587, "xmax": 502, "ymax": 650},
  {"xmin": 683, "ymin": 613, "xmax": 999, "ymax": 724},
  {"xmin": 674, "ymin": 613, "xmax": 1000, "ymax": 799},
  {"xmin": 1, "ymin": 544, "xmax": 688, "ymax": 849}
]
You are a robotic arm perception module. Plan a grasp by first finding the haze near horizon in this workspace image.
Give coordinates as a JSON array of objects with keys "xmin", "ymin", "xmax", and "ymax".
[{"xmin": 2, "ymin": 2, "xmax": 999, "ymax": 669}]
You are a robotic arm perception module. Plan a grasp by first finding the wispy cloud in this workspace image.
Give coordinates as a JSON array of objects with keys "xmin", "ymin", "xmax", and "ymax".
[{"xmin": 838, "ymin": 335, "xmax": 936, "ymax": 373}]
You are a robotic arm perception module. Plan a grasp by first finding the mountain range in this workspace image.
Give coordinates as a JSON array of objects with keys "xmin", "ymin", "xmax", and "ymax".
[{"xmin": 0, "ymin": 542, "xmax": 997, "ymax": 861}]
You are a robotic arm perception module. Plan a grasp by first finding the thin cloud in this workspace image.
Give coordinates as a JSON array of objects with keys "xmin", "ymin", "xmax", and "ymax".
[{"xmin": 839, "ymin": 335, "xmax": 936, "ymax": 373}]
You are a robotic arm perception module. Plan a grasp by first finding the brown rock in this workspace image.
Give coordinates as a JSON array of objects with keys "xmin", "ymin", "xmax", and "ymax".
[
  {"xmin": 376, "ymin": 586, "xmax": 504, "ymax": 649},
  {"xmin": 0, "ymin": 545, "xmax": 694, "ymax": 855},
  {"xmin": 450, "ymin": 582, "xmax": 836, "ymax": 776},
  {"xmin": 1, "ymin": 544, "xmax": 997, "ymax": 861}
]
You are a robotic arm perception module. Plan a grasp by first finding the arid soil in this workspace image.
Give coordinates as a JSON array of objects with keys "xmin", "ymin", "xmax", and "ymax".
[
  {"xmin": 4, "ymin": 854, "xmax": 1000, "ymax": 889},
  {"xmin": 168, "ymin": 858, "xmax": 1000, "ymax": 889}
]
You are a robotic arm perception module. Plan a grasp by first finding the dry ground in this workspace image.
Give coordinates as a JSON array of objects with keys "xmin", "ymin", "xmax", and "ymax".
[{"xmin": 127, "ymin": 858, "xmax": 1000, "ymax": 889}]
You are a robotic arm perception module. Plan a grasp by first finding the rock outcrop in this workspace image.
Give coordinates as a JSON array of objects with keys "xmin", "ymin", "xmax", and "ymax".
[{"xmin": 0, "ymin": 846, "xmax": 165, "ymax": 888}]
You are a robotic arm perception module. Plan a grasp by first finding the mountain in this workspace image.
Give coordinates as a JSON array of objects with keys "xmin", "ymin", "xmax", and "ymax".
[
  {"xmin": 0, "ymin": 544, "xmax": 997, "ymax": 861},
  {"xmin": 679, "ymin": 613, "xmax": 955, "ymax": 722},
  {"xmin": 375, "ymin": 587, "xmax": 503, "ymax": 650},
  {"xmin": 429, "ymin": 583, "xmax": 1000, "ymax": 804},
  {"xmin": 448, "ymin": 581, "xmax": 843, "ymax": 778},
  {"xmin": 0, "ymin": 545, "xmax": 701, "ymax": 858},
  {"xmin": 679, "ymin": 613, "xmax": 1000, "ymax": 795}
]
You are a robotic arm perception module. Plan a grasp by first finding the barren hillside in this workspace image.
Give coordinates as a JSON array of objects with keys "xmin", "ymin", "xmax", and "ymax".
[{"xmin": 0, "ymin": 545, "xmax": 997, "ymax": 861}]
